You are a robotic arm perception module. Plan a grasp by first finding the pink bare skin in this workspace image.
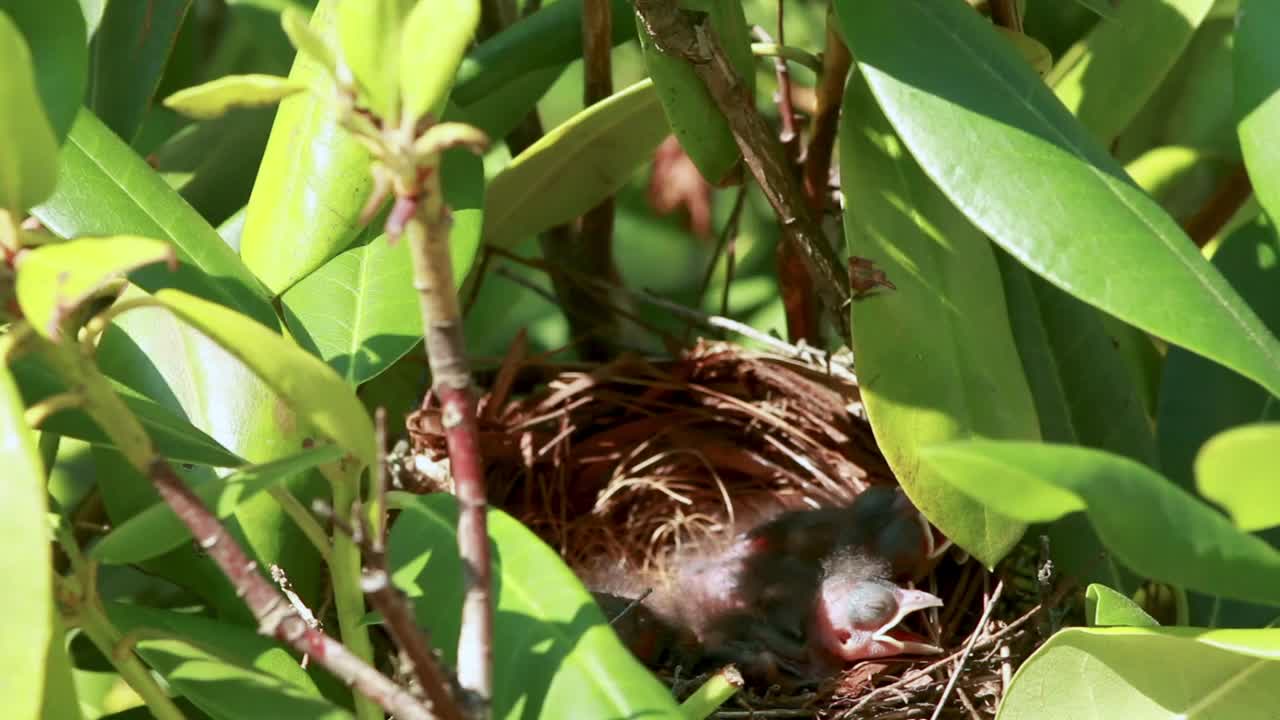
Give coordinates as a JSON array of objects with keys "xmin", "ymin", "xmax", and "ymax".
[{"xmin": 592, "ymin": 486, "xmax": 944, "ymax": 681}]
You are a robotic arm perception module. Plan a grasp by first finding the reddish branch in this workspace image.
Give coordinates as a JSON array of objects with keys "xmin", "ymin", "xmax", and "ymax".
[
  {"xmin": 402, "ymin": 185, "xmax": 494, "ymax": 700},
  {"xmin": 147, "ymin": 458, "xmax": 441, "ymax": 720},
  {"xmin": 1183, "ymin": 164, "xmax": 1252, "ymax": 248},
  {"xmin": 802, "ymin": 19, "xmax": 851, "ymax": 212},
  {"xmin": 632, "ymin": 0, "xmax": 852, "ymax": 339}
]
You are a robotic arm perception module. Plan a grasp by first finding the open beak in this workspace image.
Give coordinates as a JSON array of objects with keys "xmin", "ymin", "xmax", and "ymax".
[{"xmin": 869, "ymin": 588, "xmax": 944, "ymax": 655}]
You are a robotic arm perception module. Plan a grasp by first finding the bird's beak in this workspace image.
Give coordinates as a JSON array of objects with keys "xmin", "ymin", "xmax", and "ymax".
[{"xmin": 870, "ymin": 588, "xmax": 944, "ymax": 654}]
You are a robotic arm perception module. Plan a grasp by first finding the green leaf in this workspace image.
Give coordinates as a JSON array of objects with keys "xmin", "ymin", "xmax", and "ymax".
[
  {"xmin": 280, "ymin": 5, "xmax": 336, "ymax": 77},
  {"xmin": 0, "ymin": 0, "xmax": 86, "ymax": 143},
  {"xmin": 1238, "ymin": 0, "xmax": 1280, "ymax": 224},
  {"xmin": 93, "ymin": 443, "xmax": 343, "ymax": 564},
  {"xmin": 241, "ymin": 0, "xmax": 374, "ymax": 295},
  {"xmin": 151, "ymin": 288, "xmax": 376, "ymax": 467},
  {"xmin": 94, "ymin": 287, "xmax": 328, "ymax": 613},
  {"xmin": 15, "ymin": 235, "xmax": 175, "ymax": 339},
  {"xmin": 162, "ymin": 74, "xmax": 305, "ymax": 120},
  {"xmin": 388, "ymin": 492, "xmax": 683, "ymax": 719},
  {"xmin": 920, "ymin": 440, "xmax": 1280, "ymax": 607},
  {"xmin": 40, "ymin": 610, "xmax": 82, "ymax": 720},
  {"xmin": 282, "ymin": 147, "xmax": 482, "ymax": 385},
  {"xmin": 104, "ymin": 603, "xmax": 344, "ymax": 720},
  {"xmin": 152, "ymin": 106, "xmax": 278, "ymax": 227},
  {"xmin": 1046, "ymin": 0, "xmax": 1214, "ymax": 143},
  {"xmin": 997, "ymin": 627, "xmax": 1280, "ymax": 720},
  {"xmin": 1195, "ymin": 423, "xmax": 1280, "ymax": 532},
  {"xmin": 337, "ymin": 0, "xmax": 412, "ymax": 120},
  {"xmin": 839, "ymin": 71, "xmax": 1036, "ymax": 566},
  {"xmin": 1158, "ymin": 217, "xmax": 1280, "ymax": 491},
  {"xmin": 400, "ymin": 0, "xmax": 479, "ymax": 122},
  {"xmin": 452, "ymin": 0, "xmax": 633, "ymax": 108},
  {"xmin": 485, "ymin": 79, "xmax": 669, "ymax": 249},
  {"xmin": 88, "ymin": 0, "xmax": 192, "ymax": 142},
  {"xmin": 31, "ymin": 109, "xmax": 276, "ymax": 329},
  {"xmin": 1084, "ymin": 584, "xmax": 1159, "ymax": 627},
  {"xmin": 0, "ymin": 364, "xmax": 55, "ymax": 720},
  {"xmin": 0, "ymin": 11, "xmax": 59, "ymax": 212},
  {"xmin": 835, "ymin": 0, "xmax": 1280, "ymax": 399},
  {"xmin": 994, "ymin": 252, "xmax": 1143, "ymax": 592},
  {"xmin": 8, "ymin": 353, "xmax": 245, "ymax": 468}
]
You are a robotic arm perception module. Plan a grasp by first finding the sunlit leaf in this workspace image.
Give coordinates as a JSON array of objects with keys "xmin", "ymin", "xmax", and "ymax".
[
  {"xmin": 835, "ymin": 0, "xmax": 1280, "ymax": 399},
  {"xmin": 163, "ymin": 74, "xmax": 305, "ymax": 120},
  {"xmin": 15, "ymin": 235, "xmax": 174, "ymax": 339},
  {"xmin": 1237, "ymin": 0, "xmax": 1280, "ymax": 224},
  {"xmin": 0, "ymin": 12, "xmax": 59, "ymax": 212},
  {"xmin": 1196, "ymin": 423, "xmax": 1280, "ymax": 532},
  {"xmin": 921, "ymin": 440, "xmax": 1280, "ymax": 606},
  {"xmin": 0, "ymin": 363, "xmax": 54, "ymax": 720},
  {"xmin": 400, "ymin": 0, "xmax": 479, "ymax": 122},
  {"xmin": 840, "ymin": 70, "xmax": 1035, "ymax": 566},
  {"xmin": 485, "ymin": 79, "xmax": 668, "ymax": 249},
  {"xmin": 388, "ymin": 492, "xmax": 683, "ymax": 719},
  {"xmin": 998, "ymin": 627, "xmax": 1280, "ymax": 720},
  {"xmin": 1085, "ymin": 584, "xmax": 1159, "ymax": 627}
]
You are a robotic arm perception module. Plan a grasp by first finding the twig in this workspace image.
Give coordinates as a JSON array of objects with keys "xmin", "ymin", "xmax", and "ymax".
[
  {"xmin": 632, "ymin": 0, "xmax": 852, "ymax": 339},
  {"xmin": 270, "ymin": 564, "xmax": 321, "ymax": 667},
  {"xmin": 401, "ymin": 183, "xmax": 493, "ymax": 703},
  {"xmin": 692, "ymin": 185, "xmax": 748, "ymax": 330},
  {"xmin": 606, "ymin": 587, "xmax": 655, "ymax": 626},
  {"xmin": 801, "ymin": 16, "xmax": 851, "ymax": 211},
  {"xmin": 1182, "ymin": 163, "xmax": 1251, "ymax": 248},
  {"xmin": 148, "ymin": 458, "xmax": 438, "ymax": 720},
  {"xmin": 753, "ymin": 8, "xmax": 798, "ymax": 156},
  {"xmin": 928, "ymin": 580, "xmax": 1003, "ymax": 720}
]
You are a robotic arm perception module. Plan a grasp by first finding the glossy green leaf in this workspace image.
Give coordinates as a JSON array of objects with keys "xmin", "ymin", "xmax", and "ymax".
[
  {"xmin": 241, "ymin": 0, "xmax": 374, "ymax": 295},
  {"xmin": 153, "ymin": 106, "xmax": 278, "ymax": 227},
  {"xmin": 1085, "ymin": 584, "xmax": 1159, "ymax": 627},
  {"xmin": 840, "ymin": 71, "xmax": 1036, "ymax": 566},
  {"xmin": 452, "ymin": 0, "xmax": 633, "ymax": 108},
  {"xmin": 8, "ymin": 353, "xmax": 245, "ymax": 467},
  {"xmin": 995, "ymin": 252, "xmax": 1142, "ymax": 592},
  {"xmin": 88, "ymin": 0, "xmax": 192, "ymax": 142},
  {"xmin": 0, "ymin": 0, "xmax": 86, "ymax": 143},
  {"xmin": 149, "ymin": 288, "xmax": 375, "ymax": 466},
  {"xmin": 400, "ymin": 0, "xmax": 479, "ymax": 122},
  {"xmin": 1158, "ymin": 217, "xmax": 1280, "ymax": 491},
  {"xmin": 337, "ymin": 0, "xmax": 411, "ymax": 120},
  {"xmin": 835, "ymin": 0, "xmax": 1280, "ymax": 399},
  {"xmin": 1195, "ymin": 423, "xmax": 1280, "ymax": 532},
  {"xmin": 32, "ymin": 109, "xmax": 276, "ymax": 328},
  {"xmin": 0, "ymin": 12, "xmax": 59, "ymax": 212},
  {"xmin": 1046, "ymin": 0, "xmax": 1213, "ymax": 143},
  {"xmin": 921, "ymin": 440, "xmax": 1280, "ymax": 606},
  {"xmin": 16, "ymin": 235, "xmax": 174, "ymax": 339},
  {"xmin": 93, "ymin": 443, "xmax": 343, "ymax": 564},
  {"xmin": 40, "ymin": 610, "xmax": 82, "ymax": 720},
  {"xmin": 1238, "ymin": 0, "xmax": 1280, "ymax": 224},
  {"xmin": 485, "ymin": 79, "xmax": 668, "ymax": 249},
  {"xmin": 457, "ymin": 64, "xmax": 564, "ymax": 141},
  {"xmin": 280, "ymin": 6, "xmax": 336, "ymax": 76},
  {"xmin": 163, "ymin": 74, "xmax": 304, "ymax": 120},
  {"xmin": 94, "ymin": 287, "xmax": 327, "ymax": 612},
  {"xmin": 104, "ymin": 603, "xmax": 344, "ymax": 720},
  {"xmin": 997, "ymin": 627, "xmax": 1280, "ymax": 720},
  {"xmin": 995, "ymin": 254, "xmax": 1157, "ymax": 465},
  {"xmin": 282, "ymin": 147, "xmax": 481, "ymax": 385},
  {"xmin": 0, "ymin": 364, "xmax": 54, "ymax": 720},
  {"xmin": 388, "ymin": 492, "xmax": 683, "ymax": 719}
]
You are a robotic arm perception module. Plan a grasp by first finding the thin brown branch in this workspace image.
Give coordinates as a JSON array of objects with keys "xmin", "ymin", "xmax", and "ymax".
[
  {"xmin": 632, "ymin": 0, "xmax": 851, "ymax": 340},
  {"xmin": 403, "ymin": 181, "xmax": 494, "ymax": 701},
  {"xmin": 147, "ymin": 458, "xmax": 439, "ymax": 720},
  {"xmin": 989, "ymin": 0, "xmax": 1023, "ymax": 32},
  {"xmin": 693, "ymin": 185, "xmax": 748, "ymax": 333},
  {"xmin": 929, "ymin": 580, "xmax": 1003, "ymax": 720},
  {"xmin": 1182, "ymin": 163, "xmax": 1252, "ymax": 248},
  {"xmin": 802, "ymin": 16, "xmax": 851, "ymax": 211}
]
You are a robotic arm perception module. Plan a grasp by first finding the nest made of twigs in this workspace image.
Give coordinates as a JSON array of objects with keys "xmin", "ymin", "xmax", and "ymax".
[{"xmin": 404, "ymin": 337, "xmax": 1053, "ymax": 718}]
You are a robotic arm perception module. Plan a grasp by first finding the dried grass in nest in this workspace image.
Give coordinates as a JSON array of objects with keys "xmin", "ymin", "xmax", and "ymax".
[
  {"xmin": 407, "ymin": 338, "xmax": 890, "ymax": 572},
  {"xmin": 404, "ymin": 337, "xmax": 1056, "ymax": 718}
]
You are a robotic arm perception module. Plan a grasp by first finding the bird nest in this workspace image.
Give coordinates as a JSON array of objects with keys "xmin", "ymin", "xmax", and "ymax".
[{"xmin": 405, "ymin": 337, "xmax": 1057, "ymax": 718}]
